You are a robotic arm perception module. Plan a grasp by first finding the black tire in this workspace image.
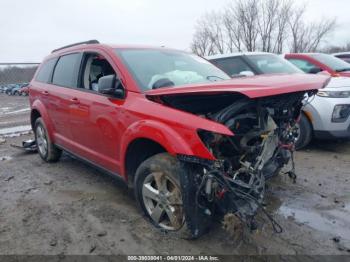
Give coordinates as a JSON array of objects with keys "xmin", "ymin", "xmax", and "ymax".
[
  {"xmin": 34, "ymin": 117, "xmax": 62, "ymax": 162},
  {"xmin": 295, "ymin": 114, "xmax": 313, "ymax": 150},
  {"xmin": 134, "ymin": 153, "xmax": 211, "ymax": 239}
]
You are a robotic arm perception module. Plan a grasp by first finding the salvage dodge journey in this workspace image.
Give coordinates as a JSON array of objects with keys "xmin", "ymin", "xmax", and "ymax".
[{"xmin": 29, "ymin": 40, "xmax": 329, "ymax": 238}]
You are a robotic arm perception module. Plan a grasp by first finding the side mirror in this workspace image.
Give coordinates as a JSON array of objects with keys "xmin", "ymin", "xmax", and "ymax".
[
  {"xmin": 97, "ymin": 75, "xmax": 124, "ymax": 98},
  {"xmin": 309, "ymin": 67, "xmax": 322, "ymax": 74},
  {"xmin": 239, "ymin": 71, "xmax": 255, "ymax": 77}
]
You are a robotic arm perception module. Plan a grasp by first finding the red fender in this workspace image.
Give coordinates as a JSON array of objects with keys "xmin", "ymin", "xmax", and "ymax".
[
  {"xmin": 31, "ymin": 100, "xmax": 55, "ymax": 142},
  {"xmin": 119, "ymin": 119, "xmax": 214, "ymax": 176}
]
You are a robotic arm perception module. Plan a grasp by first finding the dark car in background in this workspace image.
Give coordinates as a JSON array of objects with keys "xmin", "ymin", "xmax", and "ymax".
[
  {"xmin": 1, "ymin": 83, "xmax": 28, "ymax": 95},
  {"xmin": 207, "ymin": 52, "xmax": 301, "ymax": 77},
  {"xmin": 9, "ymin": 83, "xmax": 28, "ymax": 95},
  {"xmin": 332, "ymin": 52, "xmax": 350, "ymax": 64},
  {"xmin": 4, "ymin": 84, "xmax": 19, "ymax": 95}
]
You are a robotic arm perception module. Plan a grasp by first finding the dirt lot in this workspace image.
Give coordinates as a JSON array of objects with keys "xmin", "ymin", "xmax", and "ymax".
[{"xmin": 0, "ymin": 93, "xmax": 350, "ymax": 256}]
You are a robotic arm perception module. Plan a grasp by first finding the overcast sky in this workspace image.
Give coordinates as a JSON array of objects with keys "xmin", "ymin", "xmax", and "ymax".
[{"xmin": 1, "ymin": 0, "xmax": 349, "ymax": 62}]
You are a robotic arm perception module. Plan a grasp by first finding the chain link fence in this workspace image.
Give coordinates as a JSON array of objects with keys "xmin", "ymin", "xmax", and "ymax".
[{"xmin": 0, "ymin": 63, "xmax": 39, "ymax": 85}]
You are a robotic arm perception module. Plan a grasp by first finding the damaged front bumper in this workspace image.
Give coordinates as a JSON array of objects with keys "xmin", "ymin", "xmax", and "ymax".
[{"xmin": 177, "ymin": 143, "xmax": 291, "ymax": 233}]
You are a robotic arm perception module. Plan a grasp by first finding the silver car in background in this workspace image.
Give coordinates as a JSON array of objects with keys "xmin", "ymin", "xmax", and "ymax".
[{"xmin": 207, "ymin": 52, "xmax": 350, "ymax": 148}]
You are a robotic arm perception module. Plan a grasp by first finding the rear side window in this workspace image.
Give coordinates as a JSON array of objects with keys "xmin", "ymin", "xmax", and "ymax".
[
  {"xmin": 211, "ymin": 57, "xmax": 252, "ymax": 76},
  {"xmin": 52, "ymin": 53, "xmax": 81, "ymax": 88},
  {"xmin": 35, "ymin": 58, "xmax": 57, "ymax": 83}
]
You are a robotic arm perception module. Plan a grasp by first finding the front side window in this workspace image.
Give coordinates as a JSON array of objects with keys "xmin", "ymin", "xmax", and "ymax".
[
  {"xmin": 115, "ymin": 49, "xmax": 230, "ymax": 91},
  {"xmin": 211, "ymin": 57, "xmax": 253, "ymax": 76},
  {"xmin": 248, "ymin": 54, "xmax": 302, "ymax": 74},
  {"xmin": 35, "ymin": 58, "xmax": 57, "ymax": 83},
  {"xmin": 310, "ymin": 54, "xmax": 350, "ymax": 72},
  {"xmin": 81, "ymin": 53, "xmax": 116, "ymax": 92},
  {"xmin": 52, "ymin": 53, "xmax": 81, "ymax": 88}
]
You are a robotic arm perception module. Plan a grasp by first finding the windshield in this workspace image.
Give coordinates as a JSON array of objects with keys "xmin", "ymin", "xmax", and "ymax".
[
  {"xmin": 310, "ymin": 53, "xmax": 350, "ymax": 72},
  {"xmin": 115, "ymin": 49, "xmax": 230, "ymax": 91},
  {"xmin": 247, "ymin": 54, "xmax": 302, "ymax": 74}
]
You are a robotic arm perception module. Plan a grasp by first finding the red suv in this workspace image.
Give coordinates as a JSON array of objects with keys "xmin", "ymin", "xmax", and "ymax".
[
  {"xmin": 29, "ymin": 40, "xmax": 328, "ymax": 238},
  {"xmin": 285, "ymin": 53, "xmax": 350, "ymax": 77}
]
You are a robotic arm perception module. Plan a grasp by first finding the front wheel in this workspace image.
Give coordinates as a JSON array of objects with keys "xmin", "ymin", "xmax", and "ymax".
[
  {"xmin": 34, "ymin": 117, "xmax": 62, "ymax": 162},
  {"xmin": 134, "ymin": 153, "xmax": 210, "ymax": 239},
  {"xmin": 295, "ymin": 114, "xmax": 313, "ymax": 150}
]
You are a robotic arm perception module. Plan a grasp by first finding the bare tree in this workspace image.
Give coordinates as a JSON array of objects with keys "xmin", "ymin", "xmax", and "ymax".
[
  {"xmin": 190, "ymin": 12, "xmax": 225, "ymax": 56},
  {"xmin": 307, "ymin": 19, "xmax": 337, "ymax": 52},
  {"xmin": 272, "ymin": 0, "xmax": 293, "ymax": 53},
  {"xmin": 223, "ymin": 12, "xmax": 243, "ymax": 52},
  {"xmin": 322, "ymin": 41, "xmax": 350, "ymax": 54},
  {"xmin": 223, "ymin": 6, "xmax": 243, "ymax": 52},
  {"xmin": 205, "ymin": 12, "xmax": 226, "ymax": 54},
  {"xmin": 190, "ymin": 20, "xmax": 215, "ymax": 56},
  {"xmin": 236, "ymin": 0, "xmax": 259, "ymax": 51},
  {"xmin": 289, "ymin": 6, "xmax": 336, "ymax": 52},
  {"xmin": 191, "ymin": 0, "xmax": 336, "ymax": 55},
  {"xmin": 257, "ymin": 0, "xmax": 279, "ymax": 52}
]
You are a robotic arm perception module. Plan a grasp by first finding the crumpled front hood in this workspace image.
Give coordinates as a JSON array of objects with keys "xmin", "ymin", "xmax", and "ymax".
[{"xmin": 145, "ymin": 73, "xmax": 330, "ymax": 99}]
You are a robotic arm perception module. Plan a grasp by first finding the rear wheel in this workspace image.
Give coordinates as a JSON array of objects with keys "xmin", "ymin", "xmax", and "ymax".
[
  {"xmin": 34, "ymin": 118, "xmax": 62, "ymax": 162},
  {"xmin": 295, "ymin": 114, "xmax": 313, "ymax": 150},
  {"xmin": 134, "ymin": 153, "xmax": 210, "ymax": 239}
]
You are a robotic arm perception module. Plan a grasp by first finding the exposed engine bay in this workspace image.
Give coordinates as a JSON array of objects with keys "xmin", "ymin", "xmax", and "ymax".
[{"xmin": 158, "ymin": 90, "xmax": 317, "ymax": 233}]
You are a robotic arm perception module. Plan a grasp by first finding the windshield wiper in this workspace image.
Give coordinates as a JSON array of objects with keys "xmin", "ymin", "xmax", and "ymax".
[
  {"xmin": 231, "ymin": 74, "xmax": 247, "ymax": 78},
  {"xmin": 206, "ymin": 75, "xmax": 225, "ymax": 81}
]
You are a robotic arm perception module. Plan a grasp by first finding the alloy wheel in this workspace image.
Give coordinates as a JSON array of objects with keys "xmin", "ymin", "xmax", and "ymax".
[
  {"xmin": 36, "ymin": 125, "xmax": 48, "ymax": 157},
  {"xmin": 142, "ymin": 171, "xmax": 184, "ymax": 231}
]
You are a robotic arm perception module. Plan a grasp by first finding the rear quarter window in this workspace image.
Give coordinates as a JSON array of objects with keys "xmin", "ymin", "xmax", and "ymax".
[
  {"xmin": 35, "ymin": 58, "xmax": 57, "ymax": 83},
  {"xmin": 52, "ymin": 53, "xmax": 82, "ymax": 88}
]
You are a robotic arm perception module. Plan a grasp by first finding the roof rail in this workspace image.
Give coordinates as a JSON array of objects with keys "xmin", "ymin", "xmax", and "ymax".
[{"xmin": 51, "ymin": 40, "xmax": 100, "ymax": 53}]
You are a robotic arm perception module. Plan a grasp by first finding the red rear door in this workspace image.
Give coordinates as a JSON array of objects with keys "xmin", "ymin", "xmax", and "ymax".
[{"xmin": 48, "ymin": 53, "xmax": 83, "ymax": 149}]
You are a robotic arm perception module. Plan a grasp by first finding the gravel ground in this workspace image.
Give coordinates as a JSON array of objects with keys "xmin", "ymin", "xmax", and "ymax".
[
  {"xmin": 0, "ymin": 94, "xmax": 30, "ymax": 130},
  {"xmin": 0, "ymin": 93, "xmax": 350, "ymax": 257}
]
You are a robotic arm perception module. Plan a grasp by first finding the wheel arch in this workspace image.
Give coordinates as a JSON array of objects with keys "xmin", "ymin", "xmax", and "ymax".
[
  {"xmin": 30, "ymin": 100, "xmax": 55, "ymax": 141},
  {"xmin": 301, "ymin": 110, "xmax": 314, "ymax": 133},
  {"xmin": 120, "ymin": 120, "xmax": 199, "ymax": 188},
  {"xmin": 124, "ymin": 137, "xmax": 167, "ymax": 188}
]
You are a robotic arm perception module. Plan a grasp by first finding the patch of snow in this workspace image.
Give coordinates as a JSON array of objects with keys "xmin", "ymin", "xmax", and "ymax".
[
  {"xmin": 0, "ymin": 125, "xmax": 32, "ymax": 136},
  {"xmin": 3, "ymin": 108, "xmax": 30, "ymax": 115}
]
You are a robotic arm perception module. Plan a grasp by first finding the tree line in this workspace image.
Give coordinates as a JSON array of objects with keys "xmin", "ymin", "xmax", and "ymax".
[
  {"xmin": 191, "ymin": 0, "xmax": 336, "ymax": 56},
  {"xmin": 0, "ymin": 66, "xmax": 37, "ymax": 85}
]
